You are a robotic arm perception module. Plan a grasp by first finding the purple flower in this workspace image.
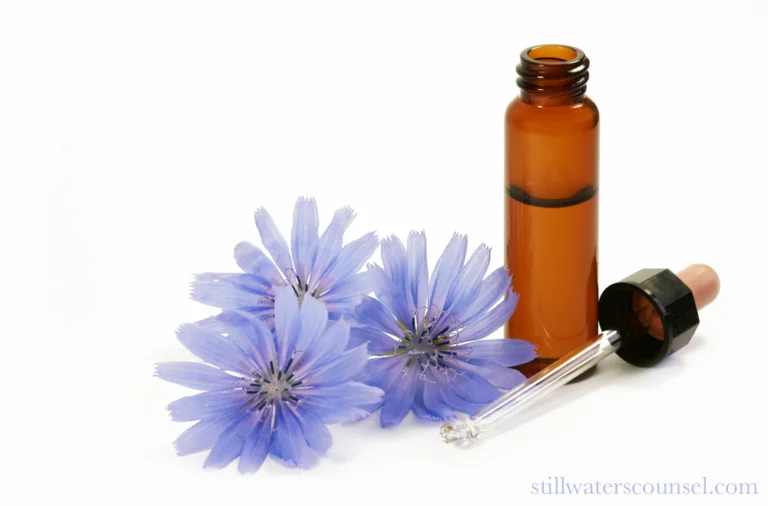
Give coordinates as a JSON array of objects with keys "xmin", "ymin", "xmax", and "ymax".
[
  {"xmin": 156, "ymin": 286, "xmax": 383, "ymax": 472},
  {"xmin": 191, "ymin": 197, "xmax": 378, "ymax": 328},
  {"xmin": 350, "ymin": 232, "xmax": 536, "ymax": 428}
]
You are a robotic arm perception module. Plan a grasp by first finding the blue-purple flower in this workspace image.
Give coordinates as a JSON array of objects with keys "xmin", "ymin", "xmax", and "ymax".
[
  {"xmin": 156, "ymin": 286, "xmax": 384, "ymax": 472},
  {"xmin": 349, "ymin": 232, "xmax": 537, "ymax": 428},
  {"xmin": 191, "ymin": 197, "xmax": 378, "ymax": 328}
]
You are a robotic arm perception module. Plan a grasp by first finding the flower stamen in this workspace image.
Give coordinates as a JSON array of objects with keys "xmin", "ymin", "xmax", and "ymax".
[{"xmin": 241, "ymin": 355, "xmax": 307, "ymax": 412}]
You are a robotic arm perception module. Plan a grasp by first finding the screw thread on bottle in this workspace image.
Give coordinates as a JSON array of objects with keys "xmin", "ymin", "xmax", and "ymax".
[{"xmin": 516, "ymin": 44, "xmax": 590, "ymax": 103}]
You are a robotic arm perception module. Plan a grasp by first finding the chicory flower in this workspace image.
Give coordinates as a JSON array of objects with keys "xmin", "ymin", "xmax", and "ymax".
[
  {"xmin": 156, "ymin": 286, "xmax": 384, "ymax": 472},
  {"xmin": 191, "ymin": 197, "xmax": 378, "ymax": 328},
  {"xmin": 350, "ymin": 232, "xmax": 536, "ymax": 428}
]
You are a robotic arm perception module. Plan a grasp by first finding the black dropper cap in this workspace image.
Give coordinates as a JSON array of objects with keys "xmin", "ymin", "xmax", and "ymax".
[{"xmin": 598, "ymin": 269, "xmax": 700, "ymax": 367}]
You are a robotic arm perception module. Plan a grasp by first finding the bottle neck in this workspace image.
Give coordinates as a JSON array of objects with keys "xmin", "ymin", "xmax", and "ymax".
[{"xmin": 516, "ymin": 44, "xmax": 590, "ymax": 106}]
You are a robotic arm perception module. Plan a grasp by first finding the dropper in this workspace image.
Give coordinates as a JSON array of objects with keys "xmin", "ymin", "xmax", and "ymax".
[{"xmin": 440, "ymin": 264, "xmax": 720, "ymax": 444}]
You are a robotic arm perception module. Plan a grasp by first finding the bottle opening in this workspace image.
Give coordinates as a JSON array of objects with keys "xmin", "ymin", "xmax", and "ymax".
[
  {"xmin": 516, "ymin": 44, "xmax": 590, "ymax": 102},
  {"xmin": 526, "ymin": 45, "xmax": 579, "ymax": 63}
]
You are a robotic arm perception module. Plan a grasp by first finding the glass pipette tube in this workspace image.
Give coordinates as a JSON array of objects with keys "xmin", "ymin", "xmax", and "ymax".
[{"xmin": 440, "ymin": 330, "xmax": 622, "ymax": 444}]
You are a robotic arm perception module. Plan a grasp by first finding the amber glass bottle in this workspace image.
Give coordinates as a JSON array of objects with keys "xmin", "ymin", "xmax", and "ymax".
[{"xmin": 504, "ymin": 44, "xmax": 599, "ymax": 379}]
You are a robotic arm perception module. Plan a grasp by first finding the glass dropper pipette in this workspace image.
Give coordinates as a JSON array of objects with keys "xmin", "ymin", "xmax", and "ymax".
[
  {"xmin": 440, "ymin": 264, "xmax": 719, "ymax": 444},
  {"xmin": 440, "ymin": 329, "xmax": 621, "ymax": 443}
]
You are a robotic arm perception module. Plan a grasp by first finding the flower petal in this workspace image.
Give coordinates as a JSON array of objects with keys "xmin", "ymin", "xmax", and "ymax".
[
  {"xmin": 233, "ymin": 241, "xmax": 284, "ymax": 285},
  {"xmin": 254, "ymin": 207, "xmax": 294, "ymax": 275},
  {"xmin": 444, "ymin": 243, "xmax": 491, "ymax": 313},
  {"xmin": 155, "ymin": 362, "xmax": 240, "ymax": 391},
  {"xmin": 190, "ymin": 273, "xmax": 270, "ymax": 311},
  {"xmin": 295, "ymin": 319, "xmax": 350, "ymax": 375},
  {"xmin": 167, "ymin": 391, "xmax": 249, "ymax": 422},
  {"xmin": 423, "ymin": 376, "xmax": 457, "ymax": 421},
  {"xmin": 301, "ymin": 405, "xmax": 374, "ymax": 425},
  {"xmin": 300, "ymin": 382, "xmax": 384, "ymax": 424},
  {"xmin": 461, "ymin": 338, "xmax": 537, "ymax": 366},
  {"xmin": 303, "ymin": 382, "xmax": 385, "ymax": 405},
  {"xmin": 433, "ymin": 373, "xmax": 485, "ymax": 415},
  {"xmin": 427, "ymin": 233, "xmax": 467, "ymax": 323},
  {"xmin": 451, "ymin": 266, "xmax": 510, "ymax": 324},
  {"xmin": 380, "ymin": 235, "xmax": 408, "ymax": 303},
  {"xmin": 176, "ymin": 323, "xmax": 252, "ymax": 374},
  {"xmin": 380, "ymin": 368, "xmax": 418, "ymax": 428},
  {"xmin": 456, "ymin": 289, "xmax": 520, "ymax": 343},
  {"xmin": 354, "ymin": 296, "xmax": 404, "ymax": 338},
  {"xmin": 364, "ymin": 355, "xmax": 407, "ymax": 392},
  {"xmin": 448, "ymin": 372, "xmax": 502, "ymax": 404},
  {"xmin": 203, "ymin": 312, "xmax": 275, "ymax": 373},
  {"xmin": 320, "ymin": 271, "xmax": 371, "ymax": 303},
  {"xmin": 238, "ymin": 410, "xmax": 274, "ymax": 474},
  {"xmin": 308, "ymin": 206, "xmax": 355, "ymax": 290},
  {"xmin": 295, "ymin": 408, "xmax": 332, "ymax": 456},
  {"xmin": 273, "ymin": 285, "xmax": 301, "ymax": 367},
  {"xmin": 173, "ymin": 417, "xmax": 233, "ymax": 456},
  {"xmin": 406, "ymin": 231, "xmax": 429, "ymax": 334},
  {"xmin": 231, "ymin": 307, "xmax": 276, "ymax": 330},
  {"xmin": 348, "ymin": 327, "xmax": 398, "ymax": 355},
  {"xmin": 307, "ymin": 344, "xmax": 369, "ymax": 386},
  {"xmin": 315, "ymin": 232, "xmax": 378, "ymax": 295},
  {"xmin": 291, "ymin": 197, "xmax": 320, "ymax": 283},
  {"xmin": 270, "ymin": 405, "xmax": 317, "ymax": 469},
  {"xmin": 268, "ymin": 406, "xmax": 298, "ymax": 467},
  {"xmin": 411, "ymin": 381, "xmax": 444, "ymax": 422},
  {"xmin": 290, "ymin": 293, "xmax": 328, "ymax": 356},
  {"xmin": 439, "ymin": 388, "xmax": 485, "ymax": 415},
  {"xmin": 454, "ymin": 358, "xmax": 528, "ymax": 390},
  {"xmin": 367, "ymin": 263, "xmax": 411, "ymax": 328},
  {"xmin": 204, "ymin": 413, "xmax": 260, "ymax": 469}
]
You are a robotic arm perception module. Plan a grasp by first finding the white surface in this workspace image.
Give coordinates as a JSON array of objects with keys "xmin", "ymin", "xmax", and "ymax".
[{"xmin": 2, "ymin": 1, "xmax": 767, "ymax": 504}]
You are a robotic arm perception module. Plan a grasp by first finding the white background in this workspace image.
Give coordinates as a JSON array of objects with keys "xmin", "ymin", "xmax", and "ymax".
[{"xmin": 2, "ymin": 1, "xmax": 767, "ymax": 504}]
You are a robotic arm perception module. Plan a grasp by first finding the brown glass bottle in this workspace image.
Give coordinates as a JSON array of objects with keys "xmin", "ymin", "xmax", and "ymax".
[{"xmin": 504, "ymin": 45, "xmax": 599, "ymax": 379}]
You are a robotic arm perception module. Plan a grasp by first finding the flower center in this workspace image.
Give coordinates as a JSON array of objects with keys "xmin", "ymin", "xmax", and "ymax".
[
  {"xmin": 406, "ymin": 338, "xmax": 441, "ymax": 355},
  {"xmin": 290, "ymin": 277, "xmax": 307, "ymax": 303},
  {"xmin": 243, "ymin": 358, "xmax": 303, "ymax": 412},
  {"xmin": 400, "ymin": 332, "xmax": 458, "ymax": 375},
  {"xmin": 286, "ymin": 270, "xmax": 314, "ymax": 303}
]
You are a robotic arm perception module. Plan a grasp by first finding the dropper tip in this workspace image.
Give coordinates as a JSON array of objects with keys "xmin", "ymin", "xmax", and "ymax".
[{"xmin": 440, "ymin": 421, "xmax": 479, "ymax": 444}]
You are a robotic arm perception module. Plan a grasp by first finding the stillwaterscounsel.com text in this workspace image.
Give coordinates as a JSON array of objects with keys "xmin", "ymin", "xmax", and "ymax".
[{"xmin": 531, "ymin": 476, "xmax": 758, "ymax": 496}]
